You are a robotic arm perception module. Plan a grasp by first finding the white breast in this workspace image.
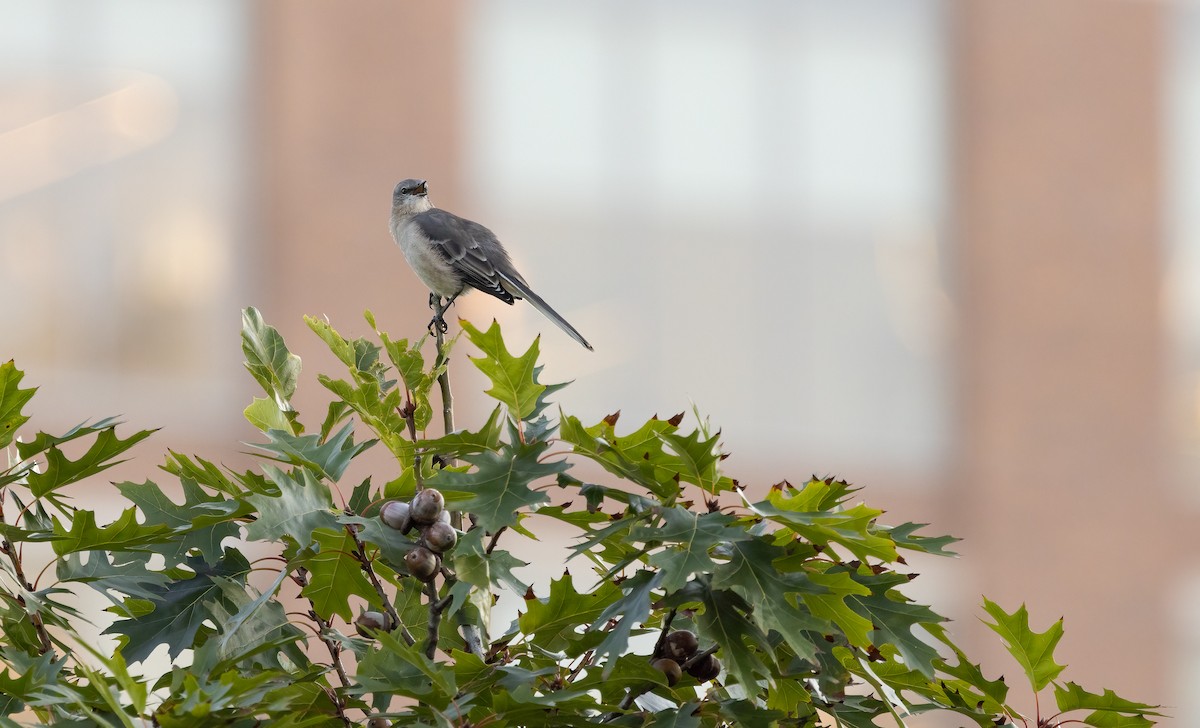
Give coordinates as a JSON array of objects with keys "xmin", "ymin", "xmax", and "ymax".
[{"xmin": 391, "ymin": 217, "xmax": 463, "ymax": 298}]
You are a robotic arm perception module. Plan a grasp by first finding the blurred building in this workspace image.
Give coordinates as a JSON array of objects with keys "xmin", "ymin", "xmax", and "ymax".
[{"xmin": 1, "ymin": 0, "xmax": 1196, "ymax": 723}]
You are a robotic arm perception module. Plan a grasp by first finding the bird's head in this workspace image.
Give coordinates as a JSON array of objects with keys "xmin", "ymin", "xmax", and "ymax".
[{"xmin": 392, "ymin": 178, "xmax": 433, "ymax": 217}]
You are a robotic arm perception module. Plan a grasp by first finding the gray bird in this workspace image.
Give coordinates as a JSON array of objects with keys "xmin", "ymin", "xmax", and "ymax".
[{"xmin": 389, "ymin": 178, "xmax": 593, "ymax": 351}]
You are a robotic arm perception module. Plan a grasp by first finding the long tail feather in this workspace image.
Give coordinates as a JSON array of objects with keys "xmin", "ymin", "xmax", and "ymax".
[{"xmin": 500, "ymin": 274, "xmax": 594, "ymax": 351}]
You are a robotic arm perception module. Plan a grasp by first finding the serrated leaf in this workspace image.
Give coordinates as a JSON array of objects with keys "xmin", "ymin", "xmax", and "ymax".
[
  {"xmin": 300, "ymin": 528, "xmax": 375, "ymax": 622},
  {"xmin": 519, "ymin": 572, "xmax": 621, "ymax": 653},
  {"xmin": 846, "ymin": 571, "xmax": 946, "ymax": 678},
  {"xmin": 350, "ymin": 630, "xmax": 456, "ymax": 706},
  {"xmin": 433, "ymin": 432, "xmax": 563, "ymax": 533},
  {"xmin": 50, "ymin": 508, "xmax": 175, "ymax": 556},
  {"xmin": 104, "ymin": 550, "xmax": 250, "ymax": 663},
  {"xmin": 461, "ymin": 319, "xmax": 546, "ymax": 420},
  {"xmin": 1054, "ymin": 682, "xmax": 1162, "ymax": 717},
  {"xmin": 630, "ymin": 507, "xmax": 747, "ymax": 593},
  {"xmin": 559, "ymin": 413, "xmax": 681, "ymax": 498},
  {"xmin": 883, "ymin": 521, "xmax": 960, "ymax": 556},
  {"xmin": 247, "ymin": 422, "xmax": 372, "ymax": 483},
  {"xmin": 696, "ymin": 584, "xmax": 773, "ymax": 691},
  {"xmin": 57, "ymin": 550, "xmax": 171, "ymax": 602},
  {"xmin": 0, "ymin": 361, "xmax": 35, "ymax": 450},
  {"xmin": 710, "ymin": 537, "xmax": 832, "ymax": 662},
  {"xmin": 575, "ymin": 654, "xmax": 668, "ymax": 705},
  {"xmin": 591, "ymin": 569, "xmax": 663, "ymax": 673},
  {"xmin": 657, "ymin": 428, "xmax": 724, "ymax": 493},
  {"xmin": 925, "ymin": 623, "xmax": 1011, "ymax": 712},
  {"xmin": 1078, "ymin": 712, "xmax": 1155, "ymax": 728},
  {"xmin": 751, "ymin": 482, "xmax": 897, "ymax": 562},
  {"xmin": 244, "ymin": 467, "xmax": 339, "ymax": 548},
  {"xmin": 116, "ymin": 479, "xmax": 243, "ymax": 562},
  {"xmin": 243, "ymin": 397, "xmax": 292, "ymax": 433},
  {"xmin": 981, "ymin": 598, "xmax": 1066, "ymax": 691},
  {"xmin": 25, "ymin": 425, "xmax": 155, "ymax": 498},
  {"xmin": 242, "ymin": 307, "xmax": 301, "ymax": 431}
]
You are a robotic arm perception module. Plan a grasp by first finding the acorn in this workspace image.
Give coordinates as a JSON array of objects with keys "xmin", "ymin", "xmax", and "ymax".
[
  {"xmin": 410, "ymin": 489, "xmax": 445, "ymax": 524},
  {"xmin": 380, "ymin": 500, "xmax": 411, "ymax": 532},
  {"xmin": 423, "ymin": 521, "xmax": 458, "ymax": 554},
  {"xmin": 652, "ymin": 658, "xmax": 682, "ymax": 687},
  {"xmin": 685, "ymin": 654, "xmax": 721, "ymax": 682},
  {"xmin": 405, "ymin": 546, "xmax": 441, "ymax": 582},
  {"xmin": 663, "ymin": 630, "xmax": 699, "ymax": 661},
  {"xmin": 355, "ymin": 610, "xmax": 389, "ymax": 637}
]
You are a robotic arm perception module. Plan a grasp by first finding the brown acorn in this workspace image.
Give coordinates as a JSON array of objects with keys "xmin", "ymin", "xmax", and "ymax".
[
  {"xmin": 423, "ymin": 521, "xmax": 458, "ymax": 554},
  {"xmin": 652, "ymin": 658, "xmax": 682, "ymax": 687},
  {"xmin": 380, "ymin": 500, "xmax": 411, "ymax": 532},
  {"xmin": 410, "ymin": 488, "xmax": 445, "ymax": 524},
  {"xmin": 685, "ymin": 653, "xmax": 721, "ymax": 682},
  {"xmin": 354, "ymin": 610, "xmax": 389, "ymax": 637},
  {"xmin": 663, "ymin": 630, "xmax": 699, "ymax": 661},
  {"xmin": 405, "ymin": 546, "xmax": 441, "ymax": 582}
]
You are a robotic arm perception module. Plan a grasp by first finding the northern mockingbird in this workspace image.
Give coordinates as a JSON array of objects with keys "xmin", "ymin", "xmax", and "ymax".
[{"xmin": 389, "ymin": 179, "xmax": 593, "ymax": 351}]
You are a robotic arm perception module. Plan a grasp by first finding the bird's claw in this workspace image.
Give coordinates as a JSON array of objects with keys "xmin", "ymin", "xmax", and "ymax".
[{"xmin": 427, "ymin": 315, "xmax": 449, "ymax": 336}]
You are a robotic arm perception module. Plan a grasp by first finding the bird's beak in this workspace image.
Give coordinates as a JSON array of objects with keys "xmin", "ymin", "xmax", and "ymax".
[{"xmin": 415, "ymin": 181, "xmax": 428, "ymax": 196}]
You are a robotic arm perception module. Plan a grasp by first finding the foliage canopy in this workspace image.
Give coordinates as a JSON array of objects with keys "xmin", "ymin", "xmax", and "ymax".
[{"xmin": 0, "ymin": 311, "xmax": 1159, "ymax": 726}]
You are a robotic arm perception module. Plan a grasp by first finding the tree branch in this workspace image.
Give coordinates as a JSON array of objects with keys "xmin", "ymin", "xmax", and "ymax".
[
  {"xmin": 345, "ymin": 521, "xmax": 416, "ymax": 647},
  {"xmin": 433, "ymin": 320, "xmax": 488, "ymax": 659},
  {"xmin": 0, "ymin": 494, "xmax": 51, "ymax": 655}
]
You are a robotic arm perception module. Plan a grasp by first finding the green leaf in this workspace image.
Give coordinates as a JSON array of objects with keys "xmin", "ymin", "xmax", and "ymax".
[
  {"xmin": 574, "ymin": 653, "xmax": 668, "ymax": 706},
  {"xmin": 925, "ymin": 623, "xmax": 1011, "ymax": 712},
  {"xmin": 243, "ymin": 397, "xmax": 292, "ymax": 433},
  {"xmin": 451, "ymin": 527, "xmax": 529, "ymax": 597},
  {"xmin": 710, "ymin": 537, "xmax": 831, "ymax": 662},
  {"xmin": 591, "ymin": 570, "xmax": 663, "ymax": 673},
  {"xmin": 105, "ymin": 550, "xmax": 250, "ymax": 663},
  {"xmin": 1077, "ymin": 712, "xmax": 1155, "ymax": 728},
  {"xmin": 461, "ymin": 319, "xmax": 546, "ymax": 420},
  {"xmin": 116, "ymin": 479, "xmax": 243, "ymax": 563},
  {"xmin": 242, "ymin": 307, "xmax": 302, "ymax": 432},
  {"xmin": 300, "ymin": 528, "xmax": 375, "ymax": 622},
  {"xmin": 845, "ymin": 571, "xmax": 946, "ymax": 679},
  {"xmin": 981, "ymin": 598, "xmax": 1066, "ymax": 692},
  {"xmin": 50, "ymin": 508, "xmax": 175, "ymax": 556},
  {"xmin": 657, "ymin": 428, "xmax": 724, "ymax": 493},
  {"xmin": 1054, "ymin": 682, "xmax": 1162, "ymax": 717},
  {"xmin": 433, "ymin": 432, "xmax": 563, "ymax": 533},
  {"xmin": 244, "ymin": 467, "xmax": 340, "ymax": 548},
  {"xmin": 519, "ymin": 572, "xmax": 621, "ymax": 653},
  {"xmin": 559, "ymin": 413, "xmax": 681, "ymax": 499},
  {"xmin": 0, "ymin": 361, "xmax": 35, "ymax": 449},
  {"xmin": 751, "ymin": 481, "xmax": 897, "ymax": 562},
  {"xmin": 696, "ymin": 584, "xmax": 772, "ymax": 690},
  {"xmin": 248, "ymin": 422, "xmax": 372, "ymax": 483},
  {"xmin": 25, "ymin": 425, "xmax": 156, "ymax": 498},
  {"xmin": 350, "ymin": 630, "xmax": 457, "ymax": 706},
  {"xmin": 57, "ymin": 550, "xmax": 171, "ymax": 602},
  {"xmin": 883, "ymin": 521, "xmax": 959, "ymax": 556},
  {"xmin": 631, "ymin": 507, "xmax": 747, "ymax": 593}
]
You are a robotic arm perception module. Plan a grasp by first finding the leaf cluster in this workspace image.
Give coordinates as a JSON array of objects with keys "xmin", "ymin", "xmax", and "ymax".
[{"xmin": 0, "ymin": 312, "xmax": 1162, "ymax": 727}]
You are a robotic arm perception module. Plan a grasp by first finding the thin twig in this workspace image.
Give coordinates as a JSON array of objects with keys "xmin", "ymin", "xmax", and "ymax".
[
  {"xmin": 401, "ymin": 392, "xmax": 425, "ymax": 491},
  {"xmin": 679, "ymin": 644, "xmax": 719, "ymax": 671},
  {"xmin": 433, "ymin": 318, "xmax": 488, "ymax": 659},
  {"xmin": 345, "ymin": 521, "xmax": 415, "ymax": 646},
  {"xmin": 0, "ymin": 495, "xmax": 51, "ymax": 655},
  {"xmin": 292, "ymin": 568, "xmax": 352, "ymax": 724},
  {"xmin": 651, "ymin": 608, "xmax": 677, "ymax": 659},
  {"xmin": 425, "ymin": 580, "xmax": 443, "ymax": 659},
  {"xmin": 484, "ymin": 527, "xmax": 507, "ymax": 555}
]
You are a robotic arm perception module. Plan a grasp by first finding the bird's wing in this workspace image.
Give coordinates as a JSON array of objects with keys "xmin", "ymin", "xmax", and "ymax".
[{"xmin": 412, "ymin": 210, "xmax": 516, "ymax": 304}]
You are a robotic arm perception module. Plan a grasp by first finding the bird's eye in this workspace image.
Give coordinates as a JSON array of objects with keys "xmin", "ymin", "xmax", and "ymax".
[{"xmin": 400, "ymin": 186, "xmax": 411, "ymax": 195}]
